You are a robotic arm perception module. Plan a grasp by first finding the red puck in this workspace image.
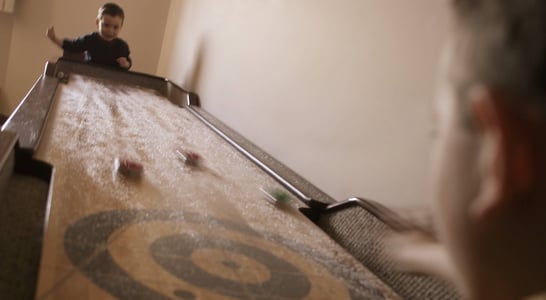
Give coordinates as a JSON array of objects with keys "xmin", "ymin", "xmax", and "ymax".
[
  {"xmin": 176, "ymin": 149, "xmax": 201, "ymax": 166},
  {"xmin": 115, "ymin": 157, "xmax": 143, "ymax": 177}
]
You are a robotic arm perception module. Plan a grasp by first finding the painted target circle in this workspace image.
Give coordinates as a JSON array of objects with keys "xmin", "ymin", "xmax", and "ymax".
[
  {"xmin": 64, "ymin": 209, "xmax": 386, "ymax": 300},
  {"xmin": 150, "ymin": 234, "xmax": 310, "ymax": 299},
  {"xmin": 189, "ymin": 248, "xmax": 271, "ymax": 284}
]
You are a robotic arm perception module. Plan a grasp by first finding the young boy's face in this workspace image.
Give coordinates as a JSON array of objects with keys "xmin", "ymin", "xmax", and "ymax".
[{"xmin": 96, "ymin": 14, "xmax": 123, "ymax": 42}]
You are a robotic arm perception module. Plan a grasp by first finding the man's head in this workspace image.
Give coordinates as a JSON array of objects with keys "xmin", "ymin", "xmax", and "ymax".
[
  {"xmin": 433, "ymin": 0, "xmax": 546, "ymax": 299},
  {"xmin": 96, "ymin": 3, "xmax": 125, "ymax": 42}
]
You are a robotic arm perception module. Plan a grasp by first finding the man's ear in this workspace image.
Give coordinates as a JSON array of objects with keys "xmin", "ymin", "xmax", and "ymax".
[
  {"xmin": 96, "ymin": 18, "xmax": 99, "ymax": 28},
  {"xmin": 468, "ymin": 86, "xmax": 534, "ymax": 220}
]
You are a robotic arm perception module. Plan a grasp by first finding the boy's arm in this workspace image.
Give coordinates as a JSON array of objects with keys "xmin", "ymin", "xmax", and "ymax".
[
  {"xmin": 116, "ymin": 42, "xmax": 132, "ymax": 69},
  {"xmin": 116, "ymin": 57, "xmax": 131, "ymax": 69},
  {"xmin": 46, "ymin": 26, "xmax": 63, "ymax": 48}
]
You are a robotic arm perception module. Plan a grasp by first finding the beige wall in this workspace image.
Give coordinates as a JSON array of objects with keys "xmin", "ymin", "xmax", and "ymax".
[
  {"xmin": 1, "ymin": 0, "xmax": 170, "ymax": 115},
  {"xmin": 0, "ymin": 12, "xmax": 14, "ymax": 105},
  {"xmin": 158, "ymin": 0, "xmax": 450, "ymax": 207}
]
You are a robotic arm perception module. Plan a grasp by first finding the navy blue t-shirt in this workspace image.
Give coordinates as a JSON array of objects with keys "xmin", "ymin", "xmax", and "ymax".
[{"xmin": 62, "ymin": 32, "xmax": 131, "ymax": 69}]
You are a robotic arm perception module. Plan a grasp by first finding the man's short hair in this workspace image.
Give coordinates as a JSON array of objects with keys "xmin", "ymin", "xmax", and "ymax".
[
  {"xmin": 450, "ymin": 0, "xmax": 546, "ymax": 109},
  {"xmin": 98, "ymin": 3, "xmax": 125, "ymax": 22}
]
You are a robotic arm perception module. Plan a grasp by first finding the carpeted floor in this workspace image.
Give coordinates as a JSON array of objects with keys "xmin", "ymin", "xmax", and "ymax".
[{"xmin": 0, "ymin": 174, "xmax": 50, "ymax": 299}]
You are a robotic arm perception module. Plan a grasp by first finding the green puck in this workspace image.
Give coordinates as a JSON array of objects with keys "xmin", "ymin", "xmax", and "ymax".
[{"xmin": 270, "ymin": 189, "xmax": 290, "ymax": 202}]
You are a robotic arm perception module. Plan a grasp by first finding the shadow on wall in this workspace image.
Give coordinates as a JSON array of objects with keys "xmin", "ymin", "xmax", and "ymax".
[
  {"xmin": 183, "ymin": 38, "xmax": 207, "ymax": 93},
  {"xmin": 0, "ymin": 110, "xmax": 7, "ymax": 125},
  {"xmin": 0, "ymin": 90, "xmax": 9, "ymax": 117}
]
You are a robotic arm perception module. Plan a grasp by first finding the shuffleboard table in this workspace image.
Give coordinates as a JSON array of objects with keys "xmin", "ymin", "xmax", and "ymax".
[{"xmin": 0, "ymin": 59, "xmax": 401, "ymax": 300}]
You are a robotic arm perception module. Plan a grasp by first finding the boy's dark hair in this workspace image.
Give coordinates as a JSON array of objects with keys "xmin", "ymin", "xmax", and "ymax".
[
  {"xmin": 449, "ymin": 0, "xmax": 546, "ymax": 108},
  {"xmin": 97, "ymin": 3, "xmax": 125, "ymax": 22}
]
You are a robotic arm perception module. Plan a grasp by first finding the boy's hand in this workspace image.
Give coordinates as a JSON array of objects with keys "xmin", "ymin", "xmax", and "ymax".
[
  {"xmin": 46, "ymin": 26, "xmax": 62, "ymax": 48},
  {"xmin": 46, "ymin": 26, "xmax": 56, "ymax": 40},
  {"xmin": 116, "ymin": 57, "xmax": 130, "ymax": 69}
]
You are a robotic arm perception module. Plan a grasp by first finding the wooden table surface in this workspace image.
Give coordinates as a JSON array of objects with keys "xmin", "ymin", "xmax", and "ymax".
[{"xmin": 31, "ymin": 73, "xmax": 399, "ymax": 300}]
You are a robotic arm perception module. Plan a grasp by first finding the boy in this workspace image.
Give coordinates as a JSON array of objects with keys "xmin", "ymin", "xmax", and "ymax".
[
  {"xmin": 47, "ymin": 3, "xmax": 131, "ymax": 70},
  {"xmin": 388, "ymin": 0, "xmax": 546, "ymax": 299}
]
